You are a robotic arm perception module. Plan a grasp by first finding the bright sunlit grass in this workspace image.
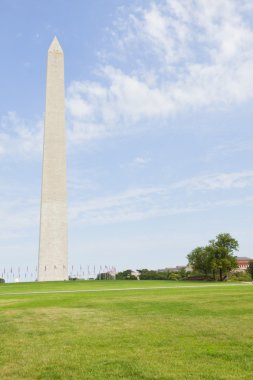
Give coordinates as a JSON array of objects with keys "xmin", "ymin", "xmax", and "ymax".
[{"xmin": 0, "ymin": 281, "xmax": 252, "ymax": 379}]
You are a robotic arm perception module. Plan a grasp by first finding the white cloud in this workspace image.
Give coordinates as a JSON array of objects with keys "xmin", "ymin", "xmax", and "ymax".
[
  {"xmin": 172, "ymin": 171, "xmax": 253, "ymax": 190},
  {"xmin": 130, "ymin": 156, "xmax": 151, "ymax": 167},
  {"xmin": 69, "ymin": 189, "xmax": 253, "ymax": 226},
  {"xmin": 241, "ymin": 1, "xmax": 253, "ymax": 11},
  {"xmin": 69, "ymin": 185, "xmax": 199, "ymax": 225},
  {"xmin": 0, "ymin": 112, "xmax": 43, "ymax": 158},
  {"xmin": 0, "ymin": 198, "xmax": 39, "ymax": 239},
  {"xmin": 3, "ymin": 1, "xmax": 253, "ymax": 149},
  {"xmin": 204, "ymin": 141, "xmax": 253, "ymax": 162},
  {"xmin": 1, "ymin": 169, "xmax": 252, "ymax": 237},
  {"xmin": 68, "ymin": 170, "xmax": 253, "ymax": 225},
  {"xmin": 66, "ymin": 0, "xmax": 253, "ymax": 142}
]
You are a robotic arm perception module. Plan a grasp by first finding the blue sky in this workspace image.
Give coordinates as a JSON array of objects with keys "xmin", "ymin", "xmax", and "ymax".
[{"xmin": 1, "ymin": 0, "xmax": 253, "ymax": 279}]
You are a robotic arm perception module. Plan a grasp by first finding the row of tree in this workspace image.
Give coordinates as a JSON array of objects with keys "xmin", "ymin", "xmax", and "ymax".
[
  {"xmin": 187, "ymin": 233, "xmax": 239, "ymax": 281},
  {"xmin": 114, "ymin": 268, "xmax": 188, "ymax": 280}
]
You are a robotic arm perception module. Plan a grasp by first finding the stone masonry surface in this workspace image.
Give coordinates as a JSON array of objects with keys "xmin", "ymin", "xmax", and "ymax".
[{"xmin": 38, "ymin": 37, "xmax": 68, "ymax": 281}]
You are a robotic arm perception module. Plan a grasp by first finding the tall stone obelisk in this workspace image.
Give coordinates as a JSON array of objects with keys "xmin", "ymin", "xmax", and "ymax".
[{"xmin": 38, "ymin": 37, "xmax": 68, "ymax": 281}]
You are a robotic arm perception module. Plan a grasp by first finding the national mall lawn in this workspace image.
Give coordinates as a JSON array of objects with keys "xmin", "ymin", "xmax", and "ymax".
[{"xmin": 0, "ymin": 281, "xmax": 252, "ymax": 380}]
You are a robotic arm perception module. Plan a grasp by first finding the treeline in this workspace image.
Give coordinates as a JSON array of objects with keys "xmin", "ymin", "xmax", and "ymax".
[
  {"xmin": 115, "ymin": 268, "xmax": 189, "ymax": 280},
  {"xmin": 137, "ymin": 269, "xmax": 188, "ymax": 280}
]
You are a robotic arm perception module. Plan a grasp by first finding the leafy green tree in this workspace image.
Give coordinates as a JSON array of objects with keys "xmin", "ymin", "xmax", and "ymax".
[
  {"xmin": 178, "ymin": 268, "xmax": 188, "ymax": 279},
  {"xmin": 138, "ymin": 269, "xmax": 168, "ymax": 280},
  {"xmin": 229, "ymin": 271, "xmax": 251, "ymax": 282},
  {"xmin": 116, "ymin": 270, "xmax": 137, "ymax": 280},
  {"xmin": 168, "ymin": 272, "xmax": 180, "ymax": 281},
  {"xmin": 208, "ymin": 233, "xmax": 238, "ymax": 281},
  {"xmin": 96, "ymin": 272, "xmax": 114, "ymax": 280},
  {"xmin": 187, "ymin": 233, "xmax": 239, "ymax": 281},
  {"xmin": 187, "ymin": 246, "xmax": 212, "ymax": 278},
  {"xmin": 247, "ymin": 260, "xmax": 253, "ymax": 281}
]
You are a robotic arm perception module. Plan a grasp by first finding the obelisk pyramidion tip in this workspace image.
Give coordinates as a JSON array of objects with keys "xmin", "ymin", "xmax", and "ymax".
[{"xmin": 48, "ymin": 36, "xmax": 63, "ymax": 53}]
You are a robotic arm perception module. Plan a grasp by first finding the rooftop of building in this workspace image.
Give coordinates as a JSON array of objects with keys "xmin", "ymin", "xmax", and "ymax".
[{"xmin": 236, "ymin": 256, "xmax": 252, "ymax": 260}]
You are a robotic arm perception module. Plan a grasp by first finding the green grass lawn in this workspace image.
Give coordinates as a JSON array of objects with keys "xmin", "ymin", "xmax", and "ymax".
[{"xmin": 0, "ymin": 281, "xmax": 252, "ymax": 380}]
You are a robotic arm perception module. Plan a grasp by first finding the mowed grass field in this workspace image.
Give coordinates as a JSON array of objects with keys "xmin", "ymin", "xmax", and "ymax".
[{"xmin": 0, "ymin": 281, "xmax": 252, "ymax": 380}]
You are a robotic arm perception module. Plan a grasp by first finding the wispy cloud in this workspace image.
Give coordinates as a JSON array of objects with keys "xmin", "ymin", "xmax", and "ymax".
[
  {"xmin": 204, "ymin": 141, "xmax": 253, "ymax": 162},
  {"xmin": 2, "ymin": 1, "xmax": 253, "ymax": 150},
  {"xmin": 172, "ymin": 171, "xmax": 253, "ymax": 190},
  {"xmin": 69, "ymin": 189, "xmax": 253, "ymax": 226},
  {"xmin": 129, "ymin": 156, "xmax": 151, "ymax": 167},
  {"xmin": 69, "ymin": 170, "xmax": 253, "ymax": 225},
  {"xmin": 67, "ymin": 0, "xmax": 253, "ymax": 142},
  {"xmin": 0, "ymin": 198, "xmax": 39, "ymax": 239},
  {"xmin": 1, "ymin": 169, "xmax": 252, "ymax": 236},
  {"xmin": 69, "ymin": 186, "xmax": 197, "ymax": 225},
  {"xmin": 0, "ymin": 112, "xmax": 43, "ymax": 158}
]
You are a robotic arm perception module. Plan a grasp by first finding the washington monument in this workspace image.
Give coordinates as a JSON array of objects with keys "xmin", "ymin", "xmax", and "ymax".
[{"xmin": 38, "ymin": 37, "xmax": 68, "ymax": 281}]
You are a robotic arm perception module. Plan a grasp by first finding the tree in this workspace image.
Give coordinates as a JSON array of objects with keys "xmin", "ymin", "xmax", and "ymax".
[
  {"xmin": 138, "ymin": 269, "xmax": 168, "ymax": 280},
  {"xmin": 116, "ymin": 270, "xmax": 137, "ymax": 280},
  {"xmin": 168, "ymin": 272, "xmax": 180, "ymax": 281},
  {"xmin": 247, "ymin": 260, "xmax": 253, "ymax": 281},
  {"xmin": 208, "ymin": 233, "xmax": 238, "ymax": 281},
  {"xmin": 178, "ymin": 268, "xmax": 188, "ymax": 279},
  {"xmin": 187, "ymin": 246, "xmax": 212, "ymax": 278},
  {"xmin": 187, "ymin": 233, "xmax": 239, "ymax": 281},
  {"xmin": 96, "ymin": 272, "xmax": 114, "ymax": 280}
]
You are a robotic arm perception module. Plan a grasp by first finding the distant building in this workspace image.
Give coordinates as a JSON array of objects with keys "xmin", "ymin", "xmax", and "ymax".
[
  {"xmin": 157, "ymin": 265, "xmax": 188, "ymax": 273},
  {"xmin": 235, "ymin": 257, "xmax": 252, "ymax": 272}
]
